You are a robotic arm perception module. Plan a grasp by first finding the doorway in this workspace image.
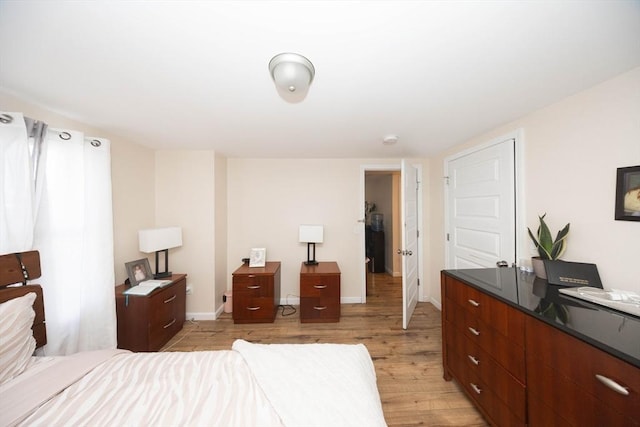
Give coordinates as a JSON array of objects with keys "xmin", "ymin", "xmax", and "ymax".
[
  {"xmin": 360, "ymin": 162, "xmax": 424, "ymax": 329},
  {"xmin": 365, "ymin": 170, "xmax": 401, "ymax": 278}
]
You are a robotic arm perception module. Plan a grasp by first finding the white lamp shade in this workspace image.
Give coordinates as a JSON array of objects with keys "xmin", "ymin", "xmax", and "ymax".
[
  {"xmin": 139, "ymin": 227, "xmax": 183, "ymax": 253},
  {"xmin": 299, "ymin": 225, "xmax": 324, "ymax": 243}
]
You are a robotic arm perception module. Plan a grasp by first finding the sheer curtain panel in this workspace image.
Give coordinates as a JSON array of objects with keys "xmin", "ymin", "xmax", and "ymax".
[
  {"xmin": 0, "ymin": 112, "xmax": 35, "ymax": 254},
  {"xmin": 0, "ymin": 112, "xmax": 117, "ymax": 355}
]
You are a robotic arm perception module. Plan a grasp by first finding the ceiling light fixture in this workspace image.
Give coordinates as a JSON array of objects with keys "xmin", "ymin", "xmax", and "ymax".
[
  {"xmin": 269, "ymin": 53, "xmax": 315, "ymax": 94},
  {"xmin": 383, "ymin": 135, "xmax": 398, "ymax": 145}
]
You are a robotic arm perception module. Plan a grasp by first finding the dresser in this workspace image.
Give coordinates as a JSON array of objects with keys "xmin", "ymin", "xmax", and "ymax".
[
  {"xmin": 115, "ymin": 273, "xmax": 186, "ymax": 352},
  {"xmin": 232, "ymin": 261, "xmax": 281, "ymax": 324},
  {"xmin": 300, "ymin": 261, "xmax": 341, "ymax": 323},
  {"xmin": 441, "ymin": 268, "xmax": 640, "ymax": 427}
]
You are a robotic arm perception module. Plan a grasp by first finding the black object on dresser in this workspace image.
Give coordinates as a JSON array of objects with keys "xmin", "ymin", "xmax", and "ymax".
[{"xmin": 115, "ymin": 274, "xmax": 186, "ymax": 352}]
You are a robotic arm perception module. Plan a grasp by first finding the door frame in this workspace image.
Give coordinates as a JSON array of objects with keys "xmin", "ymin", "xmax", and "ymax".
[
  {"xmin": 360, "ymin": 162, "xmax": 424, "ymax": 304},
  {"xmin": 443, "ymin": 129, "xmax": 526, "ymax": 269}
]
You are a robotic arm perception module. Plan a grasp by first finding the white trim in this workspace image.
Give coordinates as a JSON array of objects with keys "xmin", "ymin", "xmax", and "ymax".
[
  {"xmin": 187, "ymin": 311, "xmax": 217, "ymax": 321},
  {"xmin": 443, "ymin": 129, "xmax": 525, "ymax": 269}
]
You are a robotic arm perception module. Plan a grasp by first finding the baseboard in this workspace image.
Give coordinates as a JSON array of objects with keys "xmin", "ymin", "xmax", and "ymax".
[{"xmin": 186, "ymin": 311, "xmax": 217, "ymax": 321}]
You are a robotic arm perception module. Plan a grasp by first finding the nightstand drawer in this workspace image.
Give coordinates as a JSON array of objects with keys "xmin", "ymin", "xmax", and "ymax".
[
  {"xmin": 300, "ymin": 275, "xmax": 339, "ymax": 297},
  {"xmin": 300, "ymin": 296, "xmax": 340, "ymax": 322}
]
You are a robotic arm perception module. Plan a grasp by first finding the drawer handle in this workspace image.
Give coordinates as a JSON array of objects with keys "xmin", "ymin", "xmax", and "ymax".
[
  {"xmin": 467, "ymin": 299, "xmax": 480, "ymax": 307},
  {"xmin": 246, "ymin": 306, "xmax": 261, "ymax": 311},
  {"xmin": 595, "ymin": 374, "xmax": 629, "ymax": 396},
  {"xmin": 467, "ymin": 355, "xmax": 480, "ymax": 365},
  {"xmin": 164, "ymin": 295, "xmax": 177, "ymax": 304},
  {"xmin": 163, "ymin": 318, "xmax": 176, "ymax": 329},
  {"xmin": 470, "ymin": 383, "xmax": 482, "ymax": 394},
  {"xmin": 313, "ymin": 284, "xmax": 327, "ymax": 289},
  {"xmin": 247, "ymin": 285, "xmax": 261, "ymax": 289},
  {"xmin": 247, "ymin": 275, "xmax": 256, "ymax": 278},
  {"xmin": 468, "ymin": 327, "xmax": 480, "ymax": 336},
  {"xmin": 313, "ymin": 306, "xmax": 328, "ymax": 311}
]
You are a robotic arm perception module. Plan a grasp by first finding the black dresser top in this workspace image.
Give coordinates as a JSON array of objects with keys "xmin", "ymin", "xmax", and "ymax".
[{"xmin": 443, "ymin": 268, "xmax": 640, "ymax": 369}]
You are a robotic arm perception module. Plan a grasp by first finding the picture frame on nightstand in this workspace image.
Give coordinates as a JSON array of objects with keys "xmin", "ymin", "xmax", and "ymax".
[
  {"xmin": 249, "ymin": 248, "xmax": 266, "ymax": 267},
  {"xmin": 125, "ymin": 258, "xmax": 153, "ymax": 287}
]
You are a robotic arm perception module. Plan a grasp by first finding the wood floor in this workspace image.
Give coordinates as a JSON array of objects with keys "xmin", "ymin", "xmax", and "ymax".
[{"xmin": 162, "ymin": 272, "xmax": 487, "ymax": 427}]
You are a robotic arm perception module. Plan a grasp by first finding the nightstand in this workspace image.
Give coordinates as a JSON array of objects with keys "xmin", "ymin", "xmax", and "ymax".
[
  {"xmin": 232, "ymin": 261, "xmax": 281, "ymax": 323},
  {"xmin": 300, "ymin": 261, "xmax": 341, "ymax": 323},
  {"xmin": 115, "ymin": 273, "xmax": 186, "ymax": 352}
]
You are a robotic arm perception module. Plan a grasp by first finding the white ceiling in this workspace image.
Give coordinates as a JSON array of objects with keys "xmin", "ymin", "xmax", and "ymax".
[{"xmin": 1, "ymin": 1, "xmax": 639, "ymax": 158}]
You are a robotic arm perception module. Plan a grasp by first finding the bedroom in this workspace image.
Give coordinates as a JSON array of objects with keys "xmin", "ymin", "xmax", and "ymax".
[{"xmin": 1, "ymin": 1, "xmax": 639, "ymax": 426}]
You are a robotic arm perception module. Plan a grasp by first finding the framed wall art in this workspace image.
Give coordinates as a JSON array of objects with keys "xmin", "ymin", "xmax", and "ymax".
[
  {"xmin": 614, "ymin": 165, "xmax": 640, "ymax": 221},
  {"xmin": 125, "ymin": 258, "xmax": 153, "ymax": 286},
  {"xmin": 249, "ymin": 248, "xmax": 266, "ymax": 267}
]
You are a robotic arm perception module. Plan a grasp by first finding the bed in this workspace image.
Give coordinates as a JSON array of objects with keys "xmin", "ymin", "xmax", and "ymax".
[{"xmin": 0, "ymin": 251, "xmax": 387, "ymax": 427}]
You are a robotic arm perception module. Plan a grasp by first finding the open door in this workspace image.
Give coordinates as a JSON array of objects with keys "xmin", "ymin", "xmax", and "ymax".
[{"xmin": 401, "ymin": 160, "xmax": 419, "ymax": 329}]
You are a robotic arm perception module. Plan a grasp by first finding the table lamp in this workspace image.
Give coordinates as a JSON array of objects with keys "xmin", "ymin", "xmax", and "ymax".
[
  {"xmin": 299, "ymin": 225, "xmax": 323, "ymax": 265},
  {"xmin": 139, "ymin": 227, "xmax": 182, "ymax": 278}
]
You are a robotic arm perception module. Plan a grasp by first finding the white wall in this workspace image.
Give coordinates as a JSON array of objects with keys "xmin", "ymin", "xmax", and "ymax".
[
  {"xmin": 155, "ymin": 150, "xmax": 219, "ymax": 318},
  {"xmin": 226, "ymin": 158, "xmax": 408, "ymax": 303},
  {"xmin": 427, "ymin": 67, "xmax": 640, "ymax": 306}
]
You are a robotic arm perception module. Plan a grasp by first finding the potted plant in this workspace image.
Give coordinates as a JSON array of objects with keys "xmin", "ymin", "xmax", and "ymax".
[{"xmin": 527, "ymin": 213, "xmax": 570, "ymax": 279}]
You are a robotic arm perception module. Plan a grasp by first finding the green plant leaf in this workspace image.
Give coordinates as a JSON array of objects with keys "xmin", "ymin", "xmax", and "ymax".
[
  {"xmin": 550, "ymin": 223, "xmax": 570, "ymax": 259},
  {"xmin": 536, "ymin": 215, "xmax": 553, "ymax": 259}
]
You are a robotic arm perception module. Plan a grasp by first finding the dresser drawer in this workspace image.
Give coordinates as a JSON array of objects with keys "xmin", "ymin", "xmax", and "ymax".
[
  {"xmin": 527, "ymin": 359, "xmax": 639, "ymax": 427},
  {"xmin": 444, "ymin": 276, "xmax": 524, "ymax": 346},
  {"xmin": 526, "ymin": 316, "xmax": 640, "ymax": 424},
  {"xmin": 446, "ymin": 319, "xmax": 525, "ymax": 421},
  {"xmin": 446, "ymin": 296, "xmax": 526, "ymax": 382},
  {"xmin": 447, "ymin": 345, "xmax": 525, "ymax": 427}
]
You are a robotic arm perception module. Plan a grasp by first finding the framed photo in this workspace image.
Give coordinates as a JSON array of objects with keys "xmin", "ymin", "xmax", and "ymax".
[
  {"xmin": 615, "ymin": 165, "xmax": 640, "ymax": 221},
  {"xmin": 125, "ymin": 258, "xmax": 153, "ymax": 286},
  {"xmin": 249, "ymin": 248, "xmax": 266, "ymax": 267}
]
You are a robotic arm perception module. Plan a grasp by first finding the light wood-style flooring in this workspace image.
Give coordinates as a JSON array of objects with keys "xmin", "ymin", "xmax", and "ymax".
[{"xmin": 162, "ymin": 272, "xmax": 487, "ymax": 426}]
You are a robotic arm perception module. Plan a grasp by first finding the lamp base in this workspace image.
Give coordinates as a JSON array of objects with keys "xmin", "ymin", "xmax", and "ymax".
[
  {"xmin": 304, "ymin": 261, "xmax": 319, "ymax": 266},
  {"xmin": 154, "ymin": 271, "xmax": 172, "ymax": 279}
]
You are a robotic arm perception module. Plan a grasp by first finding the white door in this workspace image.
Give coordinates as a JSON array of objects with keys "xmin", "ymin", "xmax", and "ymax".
[
  {"xmin": 445, "ymin": 139, "xmax": 516, "ymax": 268},
  {"xmin": 401, "ymin": 160, "xmax": 419, "ymax": 329}
]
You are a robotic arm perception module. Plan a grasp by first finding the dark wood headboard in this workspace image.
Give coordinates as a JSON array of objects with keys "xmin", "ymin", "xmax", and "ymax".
[{"xmin": 0, "ymin": 251, "xmax": 47, "ymax": 348}]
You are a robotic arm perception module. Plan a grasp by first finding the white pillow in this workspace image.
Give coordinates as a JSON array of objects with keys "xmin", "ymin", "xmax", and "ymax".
[{"xmin": 0, "ymin": 292, "xmax": 37, "ymax": 385}]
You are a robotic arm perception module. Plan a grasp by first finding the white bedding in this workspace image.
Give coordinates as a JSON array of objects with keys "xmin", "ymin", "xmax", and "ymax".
[{"xmin": 0, "ymin": 340, "xmax": 387, "ymax": 427}]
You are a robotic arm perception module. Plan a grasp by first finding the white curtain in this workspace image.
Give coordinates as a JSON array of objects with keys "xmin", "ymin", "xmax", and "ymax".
[
  {"xmin": 0, "ymin": 112, "xmax": 35, "ymax": 254},
  {"xmin": 0, "ymin": 113, "xmax": 117, "ymax": 355}
]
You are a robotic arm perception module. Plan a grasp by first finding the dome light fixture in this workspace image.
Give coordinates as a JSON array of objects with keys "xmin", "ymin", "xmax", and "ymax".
[
  {"xmin": 383, "ymin": 135, "xmax": 398, "ymax": 145},
  {"xmin": 269, "ymin": 53, "xmax": 315, "ymax": 94}
]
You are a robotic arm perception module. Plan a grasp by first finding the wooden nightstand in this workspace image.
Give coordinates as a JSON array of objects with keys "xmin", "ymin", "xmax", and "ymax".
[
  {"xmin": 300, "ymin": 262, "xmax": 341, "ymax": 323},
  {"xmin": 115, "ymin": 274, "xmax": 186, "ymax": 352},
  {"xmin": 232, "ymin": 261, "xmax": 281, "ymax": 323}
]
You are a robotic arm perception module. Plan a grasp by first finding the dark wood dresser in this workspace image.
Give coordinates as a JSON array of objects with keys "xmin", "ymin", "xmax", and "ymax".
[
  {"xmin": 441, "ymin": 268, "xmax": 640, "ymax": 427},
  {"xmin": 300, "ymin": 261, "xmax": 341, "ymax": 323},
  {"xmin": 115, "ymin": 273, "xmax": 186, "ymax": 352},
  {"xmin": 232, "ymin": 261, "xmax": 281, "ymax": 323}
]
